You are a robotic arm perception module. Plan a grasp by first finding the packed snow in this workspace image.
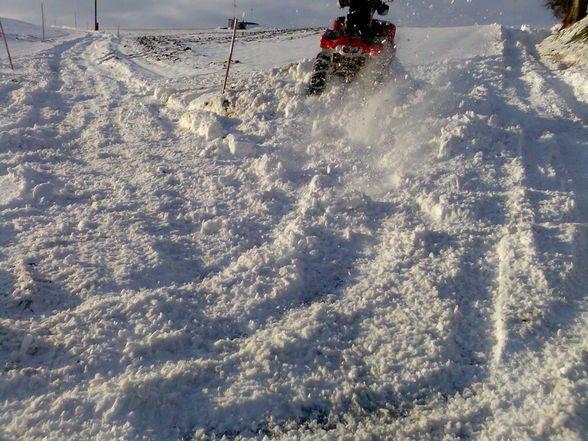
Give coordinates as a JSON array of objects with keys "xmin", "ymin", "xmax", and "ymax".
[{"xmin": 0, "ymin": 4, "xmax": 587, "ymax": 441}]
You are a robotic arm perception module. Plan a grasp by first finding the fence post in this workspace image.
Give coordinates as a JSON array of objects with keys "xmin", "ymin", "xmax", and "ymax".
[
  {"xmin": 0, "ymin": 18, "xmax": 15, "ymax": 71},
  {"xmin": 222, "ymin": 18, "xmax": 238, "ymax": 94}
]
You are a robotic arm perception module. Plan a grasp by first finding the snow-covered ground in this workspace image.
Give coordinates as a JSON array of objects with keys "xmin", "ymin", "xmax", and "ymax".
[
  {"xmin": 0, "ymin": 9, "xmax": 587, "ymax": 441},
  {"xmin": 539, "ymin": 16, "xmax": 588, "ymax": 102}
]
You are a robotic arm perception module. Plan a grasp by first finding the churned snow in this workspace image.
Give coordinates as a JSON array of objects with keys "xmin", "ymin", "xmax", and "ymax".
[{"xmin": 0, "ymin": 7, "xmax": 587, "ymax": 441}]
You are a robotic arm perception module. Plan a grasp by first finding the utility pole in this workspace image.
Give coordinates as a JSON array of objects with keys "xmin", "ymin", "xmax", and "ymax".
[
  {"xmin": 94, "ymin": 0, "xmax": 99, "ymax": 31},
  {"xmin": 41, "ymin": 3, "xmax": 46, "ymax": 41}
]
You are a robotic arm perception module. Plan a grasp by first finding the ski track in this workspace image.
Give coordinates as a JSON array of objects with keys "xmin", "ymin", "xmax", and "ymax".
[{"xmin": 0, "ymin": 23, "xmax": 586, "ymax": 441}]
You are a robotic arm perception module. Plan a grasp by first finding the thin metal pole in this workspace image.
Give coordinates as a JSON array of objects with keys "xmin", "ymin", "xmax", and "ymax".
[
  {"xmin": 222, "ymin": 18, "xmax": 238, "ymax": 94},
  {"xmin": 41, "ymin": 3, "xmax": 45, "ymax": 41},
  {"xmin": 94, "ymin": 0, "xmax": 99, "ymax": 31},
  {"xmin": 0, "ymin": 18, "xmax": 15, "ymax": 70}
]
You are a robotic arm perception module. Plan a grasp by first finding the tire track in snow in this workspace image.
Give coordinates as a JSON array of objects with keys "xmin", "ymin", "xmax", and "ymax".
[
  {"xmin": 213, "ymin": 46, "xmax": 516, "ymax": 435},
  {"xmin": 347, "ymin": 54, "xmax": 512, "ymax": 378},
  {"xmin": 2, "ymin": 35, "xmax": 87, "ymax": 143},
  {"xmin": 290, "ymin": 26, "xmax": 587, "ymax": 436},
  {"xmin": 492, "ymin": 27, "xmax": 588, "ymax": 367},
  {"xmin": 1, "ymin": 32, "xmax": 216, "ymax": 437},
  {"xmin": 0, "ymin": 35, "xmax": 98, "ymax": 321}
]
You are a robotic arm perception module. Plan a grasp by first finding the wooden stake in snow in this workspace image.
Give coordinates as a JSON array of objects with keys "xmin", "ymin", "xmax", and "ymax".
[
  {"xmin": 0, "ymin": 17, "xmax": 15, "ymax": 71},
  {"xmin": 222, "ymin": 17, "xmax": 238, "ymax": 94}
]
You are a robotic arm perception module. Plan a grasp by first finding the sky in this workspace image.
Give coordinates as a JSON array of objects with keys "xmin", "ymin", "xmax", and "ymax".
[{"xmin": 0, "ymin": 0, "xmax": 556, "ymax": 30}]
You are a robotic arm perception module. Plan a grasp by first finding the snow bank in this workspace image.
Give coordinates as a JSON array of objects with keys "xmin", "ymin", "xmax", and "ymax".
[
  {"xmin": 539, "ymin": 17, "xmax": 588, "ymax": 67},
  {"xmin": 538, "ymin": 17, "xmax": 588, "ymax": 102}
]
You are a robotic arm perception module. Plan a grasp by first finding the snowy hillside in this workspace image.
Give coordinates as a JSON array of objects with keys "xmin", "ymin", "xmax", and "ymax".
[
  {"xmin": 0, "ymin": 17, "xmax": 67, "ymax": 57},
  {"xmin": 389, "ymin": 0, "xmax": 557, "ymax": 27},
  {"xmin": 1, "ymin": 10, "xmax": 587, "ymax": 441}
]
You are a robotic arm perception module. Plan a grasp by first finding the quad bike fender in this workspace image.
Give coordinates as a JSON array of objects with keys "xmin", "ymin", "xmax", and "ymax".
[
  {"xmin": 321, "ymin": 35, "xmax": 382, "ymax": 55},
  {"xmin": 320, "ymin": 19, "xmax": 396, "ymax": 56},
  {"xmin": 379, "ymin": 21, "xmax": 396, "ymax": 42}
]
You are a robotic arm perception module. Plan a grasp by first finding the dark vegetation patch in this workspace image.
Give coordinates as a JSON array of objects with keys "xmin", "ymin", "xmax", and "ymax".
[
  {"xmin": 569, "ymin": 24, "xmax": 588, "ymax": 42},
  {"xmin": 128, "ymin": 29, "xmax": 321, "ymax": 63}
]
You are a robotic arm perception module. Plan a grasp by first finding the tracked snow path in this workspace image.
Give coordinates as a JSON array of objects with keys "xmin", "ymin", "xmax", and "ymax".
[
  {"xmin": 1, "ymin": 22, "xmax": 586, "ymax": 441},
  {"xmin": 492, "ymin": 27, "xmax": 588, "ymax": 368}
]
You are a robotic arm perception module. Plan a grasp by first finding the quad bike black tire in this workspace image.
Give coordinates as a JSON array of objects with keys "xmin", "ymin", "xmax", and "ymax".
[{"xmin": 308, "ymin": 53, "xmax": 331, "ymax": 95}]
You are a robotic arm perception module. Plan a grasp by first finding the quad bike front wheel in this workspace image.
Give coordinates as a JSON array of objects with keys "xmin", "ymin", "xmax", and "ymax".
[{"xmin": 308, "ymin": 52, "xmax": 331, "ymax": 95}]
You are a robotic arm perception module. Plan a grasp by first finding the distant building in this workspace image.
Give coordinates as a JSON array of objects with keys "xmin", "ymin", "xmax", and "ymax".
[{"xmin": 227, "ymin": 18, "xmax": 259, "ymax": 29}]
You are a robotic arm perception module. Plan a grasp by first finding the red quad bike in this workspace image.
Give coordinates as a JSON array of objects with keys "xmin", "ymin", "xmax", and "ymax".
[{"xmin": 308, "ymin": 16, "xmax": 396, "ymax": 95}]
